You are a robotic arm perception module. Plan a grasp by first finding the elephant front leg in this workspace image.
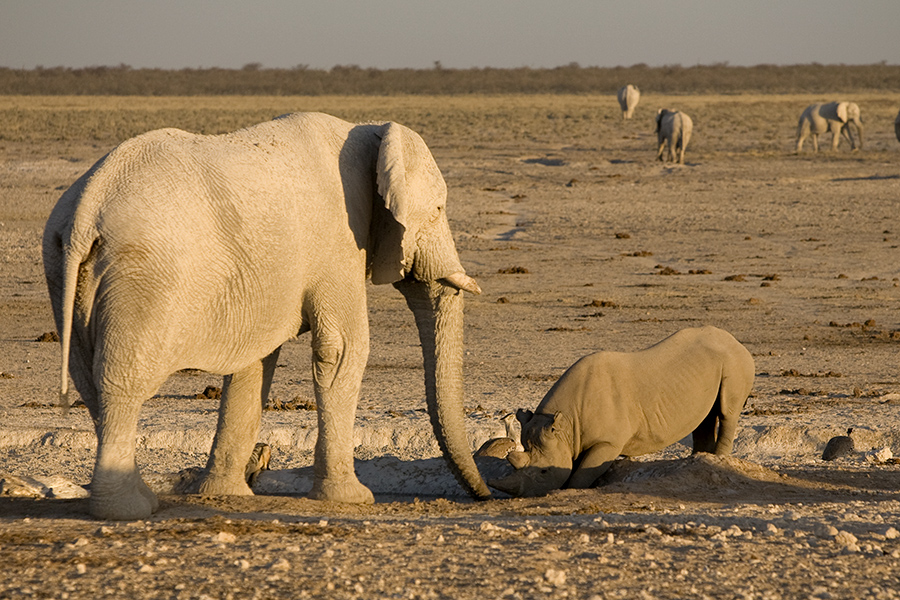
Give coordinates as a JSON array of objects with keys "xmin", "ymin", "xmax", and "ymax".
[
  {"xmin": 308, "ymin": 321, "xmax": 374, "ymax": 504},
  {"xmin": 200, "ymin": 354, "xmax": 275, "ymax": 496},
  {"xmin": 91, "ymin": 394, "xmax": 159, "ymax": 520},
  {"xmin": 566, "ymin": 443, "xmax": 621, "ymax": 489}
]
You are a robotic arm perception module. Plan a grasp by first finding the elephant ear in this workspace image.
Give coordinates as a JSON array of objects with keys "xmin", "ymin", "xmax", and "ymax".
[
  {"xmin": 836, "ymin": 102, "xmax": 849, "ymax": 123},
  {"xmin": 371, "ymin": 121, "xmax": 448, "ymax": 285}
]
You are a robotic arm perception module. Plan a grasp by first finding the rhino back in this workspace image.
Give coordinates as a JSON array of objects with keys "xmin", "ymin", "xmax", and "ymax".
[{"xmin": 539, "ymin": 327, "xmax": 747, "ymax": 456}]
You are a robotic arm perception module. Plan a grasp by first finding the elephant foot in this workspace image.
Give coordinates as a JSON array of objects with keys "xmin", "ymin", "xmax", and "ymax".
[
  {"xmin": 89, "ymin": 477, "xmax": 159, "ymax": 521},
  {"xmin": 309, "ymin": 477, "xmax": 374, "ymax": 504},
  {"xmin": 197, "ymin": 475, "xmax": 254, "ymax": 497}
]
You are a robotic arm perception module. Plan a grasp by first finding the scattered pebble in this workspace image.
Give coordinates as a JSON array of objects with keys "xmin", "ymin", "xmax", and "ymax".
[
  {"xmin": 213, "ymin": 531, "xmax": 236, "ymax": 544},
  {"xmin": 544, "ymin": 568, "xmax": 566, "ymax": 586}
]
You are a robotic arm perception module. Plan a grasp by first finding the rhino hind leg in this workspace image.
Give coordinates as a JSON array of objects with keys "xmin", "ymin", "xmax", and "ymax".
[{"xmin": 691, "ymin": 407, "xmax": 718, "ymax": 454}]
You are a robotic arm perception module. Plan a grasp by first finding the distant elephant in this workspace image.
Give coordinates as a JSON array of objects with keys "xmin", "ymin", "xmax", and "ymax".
[
  {"xmin": 894, "ymin": 109, "xmax": 900, "ymax": 144},
  {"xmin": 616, "ymin": 84, "xmax": 640, "ymax": 120},
  {"xmin": 795, "ymin": 101, "xmax": 863, "ymax": 152},
  {"xmin": 43, "ymin": 112, "xmax": 492, "ymax": 520},
  {"xmin": 656, "ymin": 108, "xmax": 693, "ymax": 164},
  {"xmin": 489, "ymin": 326, "xmax": 754, "ymax": 497}
]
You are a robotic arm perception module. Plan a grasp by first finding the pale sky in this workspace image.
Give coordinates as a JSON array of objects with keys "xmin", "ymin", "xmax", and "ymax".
[{"xmin": 1, "ymin": 0, "xmax": 897, "ymax": 70}]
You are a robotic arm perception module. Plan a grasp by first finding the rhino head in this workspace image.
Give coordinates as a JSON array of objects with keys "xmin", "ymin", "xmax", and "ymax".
[{"xmin": 487, "ymin": 409, "xmax": 574, "ymax": 497}]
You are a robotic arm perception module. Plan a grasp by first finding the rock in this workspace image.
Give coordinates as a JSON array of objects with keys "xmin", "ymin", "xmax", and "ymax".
[
  {"xmin": 822, "ymin": 429, "xmax": 855, "ymax": 461},
  {"xmin": 544, "ymin": 568, "xmax": 567, "ymax": 586},
  {"xmin": 269, "ymin": 558, "xmax": 291, "ymax": 571},
  {"xmin": 213, "ymin": 532, "xmax": 236, "ymax": 544},
  {"xmin": 0, "ymin": 474, "xmax": 88, "ymax": 499},
  {"xmin": 474, "ymin": 437, "xmax": 516, "ymax": 459},
  {"xmin": 833, "ymin": 530, "xmax": 859, "ymax": 552},
  {"xmin": 865, "ymin": 447, "xmax": 893, "ymax": 464}
]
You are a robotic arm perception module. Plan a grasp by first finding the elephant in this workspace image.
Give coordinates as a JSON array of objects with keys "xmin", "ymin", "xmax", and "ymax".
[
  {"xmin": 795, "ymin": 101, "xmax": 863, "ymax": 152},
  {"xmin": 489, "ymin": 326, "xmax": 754, "ymax": 497},
  {"xmin": 42, "ymin": 111, "xmax": 492, "ymax": 520},
  {"xmin": 894, "ymin": 109, "xmax": 900, "ymax": 144},
  {"xmin": 616, "ymin": 84, "xmax": 640, "ymax": 120},
  {"xmin": 655, "ymin": 108, "xmax": 693, "ymax": 164}
]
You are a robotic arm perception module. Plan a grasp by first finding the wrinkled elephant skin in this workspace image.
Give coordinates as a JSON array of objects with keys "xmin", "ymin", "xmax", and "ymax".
[{"xmin": 489, "ymin": 326, "xmax": 754, "ymax": 497}]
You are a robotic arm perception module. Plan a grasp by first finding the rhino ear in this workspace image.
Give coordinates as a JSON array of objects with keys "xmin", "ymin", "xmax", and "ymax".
[
  {"xmin": 550, "ymin": 412, "xmax": 564, "ymax": 431},
  {"xmin": 371, "ymin": 121, "xmax": 448, "ymax": 285},
  {"xmin": 516, "ymin": 409, "xmax": 534, "ymax": 426}
]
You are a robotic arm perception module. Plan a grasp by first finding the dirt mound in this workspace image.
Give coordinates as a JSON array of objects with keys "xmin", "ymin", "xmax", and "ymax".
[{"xmin": 597, "ymin": 453, "xmax": 832, "ymax": 503}]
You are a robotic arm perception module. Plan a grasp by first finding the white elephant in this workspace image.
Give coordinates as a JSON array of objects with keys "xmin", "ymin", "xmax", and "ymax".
[
  {"xmin": 43, "ymin": 112, "xmax": 492, "ymax": 520},
  {"xmin": 656, "ymin": 108, "xmax": 693, "ymax": 164},
  {"xmin": 894, "ymin": 109, "xmax": 900, "ymax": 144},
  {"xmin": 616, "ymin": 84, "xmax": 640, "ymax": 120},
  {"xmin": 795, "ymin": 101, "xmax": 863, "ymax": 152}
]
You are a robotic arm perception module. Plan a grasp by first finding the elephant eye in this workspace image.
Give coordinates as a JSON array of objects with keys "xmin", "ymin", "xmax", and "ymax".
[{"xmin": 540, "ymin": 469, "xmax": 548, "ymax": 474}]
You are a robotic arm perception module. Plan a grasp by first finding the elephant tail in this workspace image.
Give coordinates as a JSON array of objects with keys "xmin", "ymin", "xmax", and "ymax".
[
  {"xmin": 57, "ymin": 234, "xmax": 80, "ymax": 414},
  {"xmin": 52, "ymin": 166, "xmax": 106, "ymax": 414}
]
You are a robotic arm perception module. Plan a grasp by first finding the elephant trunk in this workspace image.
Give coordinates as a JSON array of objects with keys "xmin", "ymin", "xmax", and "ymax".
[{"xmin": 395, "ymin": 277, "xmax": 492, "ymax": 500}]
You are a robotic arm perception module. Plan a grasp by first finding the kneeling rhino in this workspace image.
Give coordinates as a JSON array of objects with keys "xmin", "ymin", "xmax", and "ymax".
[{"xmin": 490, "ymin": 326, "xmax": 754, "ymax": 497}]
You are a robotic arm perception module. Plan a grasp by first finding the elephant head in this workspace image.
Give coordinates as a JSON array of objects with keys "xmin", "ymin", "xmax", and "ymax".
[
  {"xmin": 488, "ymin": 409, "xmax": 574, "ymax": 497},
  {"xmin": 371, "ymin": 122, "xmax": 491, "ymax": 500}
]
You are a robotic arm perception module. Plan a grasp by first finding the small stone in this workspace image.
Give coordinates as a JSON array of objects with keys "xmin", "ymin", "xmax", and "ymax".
[
  {"xmin": 866, "ymin": 447, "xmax": 893, "ymax": 463},
  {"xmin": 138, "ymin": 564, "xmax": 154, "ymax": 573},
  {"xmin": 815, "ymin": 524, "xmax": 839, "ymax": 538},
  {"xmin": 213, "ymin": 532, "xmax": 236, "ymax": 544},
  {"xmin": 883, "ymin": 527, "xmax": 899, "ymax": 540},
  {"xmin": 235, "ymin": 559, "xmax": 250, "ymax": 570},
  {"xmin": 834, "ymin": 531, "xmax": 858, "ymax": 547},
  {"xmin": 544, "ymin": 568, "xmax": 566, "ymax": 586},
  {"xmin": 269, "ymin": 558, "xmax": 291, "ymax": 571},
  {"xmin": 765, "ymin": 524, "xmax": 781, "ymax": 536},
  {"xmin": 75, "ymin": 564, "xmax": 87, "ymax": 575},
  {"xmin": 726, "ymin": 525, "xmax": 743, "ymax": 537}
]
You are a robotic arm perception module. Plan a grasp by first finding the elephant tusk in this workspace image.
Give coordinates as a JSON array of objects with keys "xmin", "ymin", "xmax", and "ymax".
[{"xmin": 441, "ymin": 272, "xmax": 482, "ymax": 295}]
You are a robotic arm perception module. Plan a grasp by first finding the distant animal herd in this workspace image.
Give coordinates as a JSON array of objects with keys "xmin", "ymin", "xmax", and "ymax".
[{"xmin": 616, "ymin": 84, "xmax": 900, "ymax": 164}]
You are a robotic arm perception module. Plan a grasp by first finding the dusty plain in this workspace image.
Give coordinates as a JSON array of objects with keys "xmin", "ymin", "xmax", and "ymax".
[{"xmin": 1, "ymin": 93, "xmax": 900, "ymax": 599}]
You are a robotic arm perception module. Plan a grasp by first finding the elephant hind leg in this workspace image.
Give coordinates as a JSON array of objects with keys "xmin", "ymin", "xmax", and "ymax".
[
  {"xmin": 200, "ymin": 350, "xmax": 280, "ymax": 496},
  {"xmin": 90, "ymin": 387, "xmax": 160, "ymax": 520}
]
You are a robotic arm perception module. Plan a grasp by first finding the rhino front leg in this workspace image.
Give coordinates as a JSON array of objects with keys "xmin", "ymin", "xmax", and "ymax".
[{"xmin": 566, "ymin": 443, "xmax": 621, "ymax": 489}]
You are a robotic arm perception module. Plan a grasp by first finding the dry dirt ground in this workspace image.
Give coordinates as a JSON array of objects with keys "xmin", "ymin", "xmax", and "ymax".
[{"xmin": 1, "ymin": 94, "xmax": 899, "ymax": 599}]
